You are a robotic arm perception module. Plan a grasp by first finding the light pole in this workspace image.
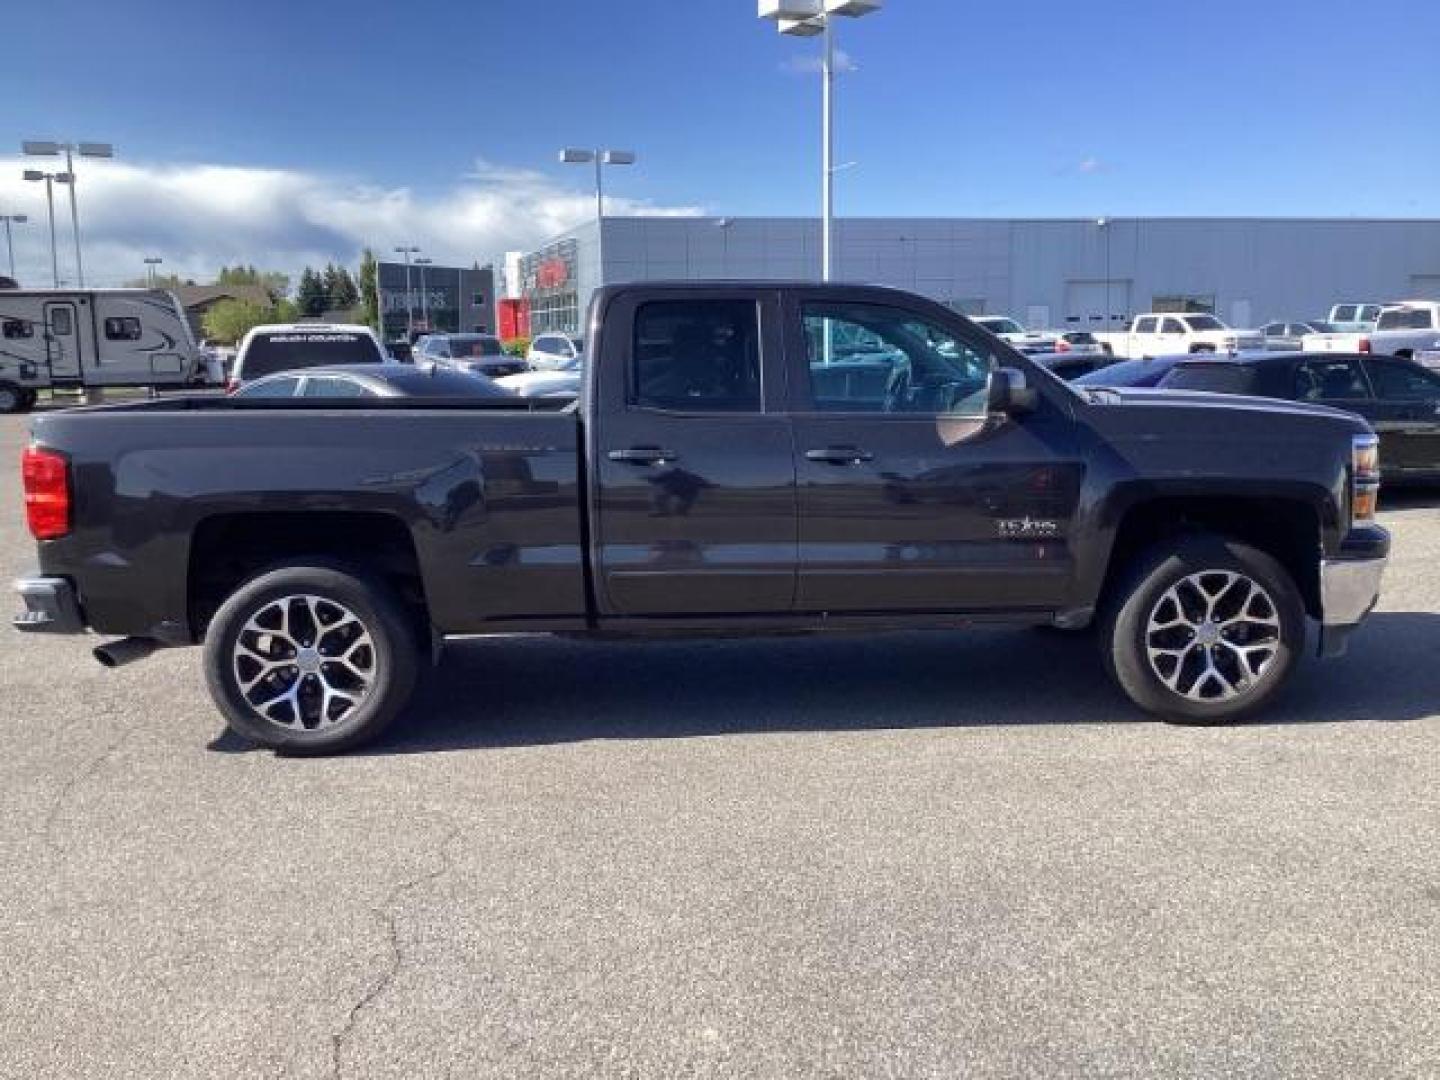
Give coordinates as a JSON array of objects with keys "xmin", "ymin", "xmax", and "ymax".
[
  {"xmin": 23, "ymin": 141, "xmax": 114, "ymax": 289},
  {"xmin": 144, "ymin": 256, "xmax": 164, "ymax": 287},
  {"xmin": 393, "ymin": 246, "xmax": 420, "ymax": 338},
  {"xmin": 414, "ymin": 257, "xmax": 433, "ymax": 331},
  {"xmin": 1097, "ymin": 218, "xmax": 1112, "ymax": 329},
  {"xmin": 559, "ymin": 148, "xmax": 636, "ymax": 298},
  {"xmin": 0, "ymin": 214, "xmax": 27, "ymax": 280},
  {"xmin": 23, "ymin": 169, "xmax": 71, "ymax": 288},
  {"xmin": 759, "ymin": 1, "xmax": 881, "ymax": 281}
]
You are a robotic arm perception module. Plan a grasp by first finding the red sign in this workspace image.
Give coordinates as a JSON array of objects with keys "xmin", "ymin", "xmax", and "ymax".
[{"xmin": 537, "ymin": 258, "xmax": 569, "ymax": 289}]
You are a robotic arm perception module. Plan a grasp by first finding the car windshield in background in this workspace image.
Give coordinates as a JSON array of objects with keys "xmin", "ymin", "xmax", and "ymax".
[
  {"xmin": 447, "ymin": 335, "xmax": 504, "ymax": 357},
  {"xmin": 1073, "ymin": 358, "xmax": 1179, "ymax": 387},
  {"xmin": 979, "ymin": 318, "xmax": 1023, "ymax": 335},
  {"xmin": 1306, "ymin": 322, "xmax": 1336, "ymax": 334},
  {"xmin": 1376, "ymin": 309, "xmax": 1435, "ymax": 330},
  {"xmin": 1161, "ymin": 363, "xmax": 1260, "ymax": 394},
  {"xmin": 1065, "ymin": 332, "xmax": 1098, "ymax": 344},
  {"xmin": 1183, "ymin": 315, "xmax": 1224, "ymax": 331},
  {"xmin": 243, "ymin": 333, "xmax": 383, "ymax": 379}
]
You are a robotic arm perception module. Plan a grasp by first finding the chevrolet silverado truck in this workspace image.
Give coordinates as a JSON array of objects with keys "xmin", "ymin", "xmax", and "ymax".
[
  {"xmin": 15, "ymin": 283, "xmax": 1389, "ymax": 753},
  {"xmin": 1096, "ymin": 313, "xmax": 1264, "ymax": 359}
]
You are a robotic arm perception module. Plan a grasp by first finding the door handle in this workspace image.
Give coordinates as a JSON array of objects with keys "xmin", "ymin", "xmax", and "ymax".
[
  {"xmin": 805, "ymin": 446, "xmax": 874, "ymax": 466},
  {"xmin": 607, "ymin": 446, "xmax": 679, "ymax": 466}
]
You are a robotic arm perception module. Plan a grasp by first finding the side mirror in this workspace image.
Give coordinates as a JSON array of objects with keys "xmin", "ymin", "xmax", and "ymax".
[{"xmin": 987, "ymin": 367, "xmax": 1037, "ymax": 416}]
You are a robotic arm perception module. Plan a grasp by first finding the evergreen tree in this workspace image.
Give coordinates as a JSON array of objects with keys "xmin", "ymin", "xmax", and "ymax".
[
  {"xmin": 296, "ymin": 267, "xmax": 327, "ymax": 316},
  {"xmin": 358, "ymin": 249, "xmax": 379, "ymax": 331},
  {"xmin": 334, "ymin": 266, "xmax": 360, "ymax": 309}
]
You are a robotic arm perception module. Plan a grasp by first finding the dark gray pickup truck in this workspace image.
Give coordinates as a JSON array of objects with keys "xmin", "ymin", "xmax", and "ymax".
[{"xmin": 15, "ymin": 283, "xmax": 1389, "ymax": 753}]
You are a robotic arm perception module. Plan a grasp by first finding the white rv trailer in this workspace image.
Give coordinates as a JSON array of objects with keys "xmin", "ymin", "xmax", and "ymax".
[{"xmin": 0, "ymin": 288, "xmax": 204, "ymax": 412}]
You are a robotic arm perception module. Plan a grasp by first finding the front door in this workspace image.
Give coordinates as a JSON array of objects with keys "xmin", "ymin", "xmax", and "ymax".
[
  {"xmin": 1362, "ymin": 356, "xmax": 1440, "ymax": 475},
  {"xmin": 592, "ymin": 289, "xmax": 797, "ymax": 617},
  {"xmin": 43, "ymin": 301, "xmax": 81, "ymax": 379},
  {"xmin": 786, "ymin": 291, "xmax": 1083, "ymax": 614}
]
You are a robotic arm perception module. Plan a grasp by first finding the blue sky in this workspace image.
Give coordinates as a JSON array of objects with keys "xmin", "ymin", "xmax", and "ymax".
[{"xmin": 1, "ymin": 0, "xmax": 1437, "ymax": 283}]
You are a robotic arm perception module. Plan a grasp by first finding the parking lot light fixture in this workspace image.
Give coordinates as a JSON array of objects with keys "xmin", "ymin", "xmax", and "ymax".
[
  {"xmin": 23, "ymin": 168, "xmax": 67, "ymax": 287},
  {"xmin": 758, "ymin": 0, "xmax": 882, "ymax": 281},
  {"xmin": 560, "ymin": 148, "xmax": 637, "ymax": 294},
  {"xmin": 414, "ymin": 257, "xmax": 433, "ymax": 329},
  {"xmin": 23, "ymin": 139, "xmax": 115, "ymax": 288},
  {"xmin": 393, "ymin": 245, "xmax": 421, "ymax": 338},
  {"xmin": 143, "ymin": 256, "xmax": 163, "ymax": 287},
  {"xmin": 0, "ymin": 213, "xmax": 27, "ymax": 279}
]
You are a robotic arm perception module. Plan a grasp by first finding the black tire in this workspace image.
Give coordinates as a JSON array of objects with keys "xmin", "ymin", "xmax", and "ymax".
[
  {"xmin": 1101, "ymin": 535, "xmax": 1305, "ymax": 724},
  {"xmin": 0, "ymin": 382, "xmax": 24, "ymax": 414},
  {"xmin": 203, "ymin": 562, "xmax": 420, "ymax": 754}
]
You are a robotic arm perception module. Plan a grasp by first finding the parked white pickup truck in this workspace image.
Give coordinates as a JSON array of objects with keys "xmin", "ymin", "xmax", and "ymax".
[
  {"xmin": 1366, "ymin": 301, "xmax": 1440, "ymax": 359},
  {"xmin": 1095, "ymin": 313, "xmax": 1262, "ymax": 359},
  {"xmin": 1327, "ymin": 302, "xmax": 1381, "ymax": 333},
  {"xmin": 973, "ymin": 316, "xmax": 1059, "ymax": 354}
]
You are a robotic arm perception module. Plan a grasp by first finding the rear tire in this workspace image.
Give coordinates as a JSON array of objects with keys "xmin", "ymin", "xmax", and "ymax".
[
  {"xmin": 203, "ymin": 562, "xmax": 419, "ymax": 754},
  {"xmin": 0, "ymin": 382, "xmax": 24, "ymax": 414},
  {"xmin": 1102, "ymin": 535, "xmax": 1305, "ymax": 724}
]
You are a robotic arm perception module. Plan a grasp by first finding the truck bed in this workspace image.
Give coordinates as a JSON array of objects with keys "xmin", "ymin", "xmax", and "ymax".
[{"xmin": 29, "ymin": 399, "xmax": 587, "ymax": 640}]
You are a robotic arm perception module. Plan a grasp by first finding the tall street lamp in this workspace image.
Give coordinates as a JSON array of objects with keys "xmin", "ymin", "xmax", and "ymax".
[
  {"xmin": 22, "ymin": 141, "xmax": 114, "ymax": 289},
  {"xmin": 144, "ymin": 256, "xmax": 164, "ymax": 287},
  {"xmin": 23, "ymin": 169, "xmax": 72, "ymax": 288},
  {"xmin": 559, "ymin": 148, "xmax": 636, "ymax": 296},
  {"xmin": 758, "ymin": 1, "xmax": 882, "ymax": 282},
  {"xmin": 414, "ymin": 257, "xmax": 433, "ymax": 330},
  {"xmin": 0, "ymin": 213, "xmax": 27, "ymax": 280},
  {"xmin": 393, "ymin": 245, "xmax": 421, "ymax": 338}
]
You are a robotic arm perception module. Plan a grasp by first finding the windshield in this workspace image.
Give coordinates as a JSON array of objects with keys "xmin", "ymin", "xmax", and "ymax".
[
  {"xmin": 1376, "ymin": 308, "xmax": 1435, "ymax": 331},
  {"xmin": 1160, "ymin": 363, "xmax": 1260, "ymax": 395},
  {"xmin": 1183, "ymin": 315, "xmax": 1225, "ymax": 332},
  {"xmin": 1074, "ymin": 358, "xmax": 1177, "ymax": 387},
  {"xmin": 241, "ymin": 332, "xmax": 383, "ymax": 379},
  {"xmin": 977, "ymin": 317, "xmax": 1023, "ymax": 335}
]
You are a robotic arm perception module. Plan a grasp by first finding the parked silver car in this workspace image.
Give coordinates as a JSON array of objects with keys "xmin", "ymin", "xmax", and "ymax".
[{"xmin": 414, "ymin": 333, "xmax": 528, "ymax": 377}]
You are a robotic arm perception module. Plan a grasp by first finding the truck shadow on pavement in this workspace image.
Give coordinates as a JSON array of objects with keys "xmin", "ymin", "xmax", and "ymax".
[{"xmin": 312, "ymin": 610, "xmax": 1439, "ymax": 756}]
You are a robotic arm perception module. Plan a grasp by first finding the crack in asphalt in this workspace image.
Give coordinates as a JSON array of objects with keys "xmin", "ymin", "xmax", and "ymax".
[
  {"xmin": 41, "ymin": 726, "xmax": 129, "ymax": 851},
  {"xmin": 329, "ymin": 821, "xmax": 462, "ymax": 1080}
]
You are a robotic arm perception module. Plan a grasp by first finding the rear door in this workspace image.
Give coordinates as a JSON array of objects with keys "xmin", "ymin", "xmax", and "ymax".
[
  {"xmin": 1362, "ymin": 357, "xmax": 1440, "ymax": 474},
  {"xmin": 590, "ymin": 288, "xmax": 797, "ymax": 616},
  {"xmin": 785, "ymin": 288, "xmax": 1082, "ymax": 613},
  {"xmin": 42, "ymin": 300, "xmax": 82, "ymax": 379}
]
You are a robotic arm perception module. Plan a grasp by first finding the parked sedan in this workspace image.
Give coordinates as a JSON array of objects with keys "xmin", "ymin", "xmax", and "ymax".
[
  {"xmin": 1259, "ymin": 321, "xmax": 1335, "ymax": 351},
  {"xmin": 414, "ymin": 333, "xmax": 529, "ymax": 377},
  {"xmin": 526, "ymin": 332, "xmax": 584, "ymax": 371},
  {"xmin": 234, "ymin": 363, "xmax": 516, "ymax": 400},
  {"xmin": 1071, "ymin": 355, "xmax": 1191, "ymax": 388},
  {"xmin": 1159, "ymin": 352, "xmax": 1440, "ymax": 482}
]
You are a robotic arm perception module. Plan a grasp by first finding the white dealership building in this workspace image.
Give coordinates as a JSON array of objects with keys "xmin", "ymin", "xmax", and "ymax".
[{"xmin": 517, "ymin": 216, "xmax": 1440, "ymax": 335}]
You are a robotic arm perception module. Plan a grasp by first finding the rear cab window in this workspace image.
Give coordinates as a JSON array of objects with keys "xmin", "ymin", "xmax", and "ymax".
[
  {"xmin": 1376, "ymin": 308, "xmax": 1437, "ymax": 331},
  {"xmin": 240, "ymin": 330, "xmax": 384, "ymax": 379}
]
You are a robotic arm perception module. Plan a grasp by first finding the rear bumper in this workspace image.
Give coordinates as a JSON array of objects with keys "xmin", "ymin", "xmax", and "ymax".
[
  {"xmin": 1317, "ymin": 526, "xmax": 1389, "ymax": 657},
  {"xmin": 12, "ymin": 575, "xmax": 86, "ymax": 635}
]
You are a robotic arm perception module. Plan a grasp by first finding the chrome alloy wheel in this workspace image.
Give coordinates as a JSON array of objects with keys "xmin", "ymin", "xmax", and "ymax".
[
  {"xmin": 232, "ymin": 594, "xmax": 377, "ymax": 730},
  {"xmin": 1144, "ymin": 571, "xmax": 1281, "ymax": 703}
]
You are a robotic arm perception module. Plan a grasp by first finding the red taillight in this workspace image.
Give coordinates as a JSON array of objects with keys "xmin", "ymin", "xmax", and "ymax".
[
  {"xmin": 22, "ymin": 446, "xmax": 70, "ymax": 540},
  {"xmin": 1358, "ymin": 338, "xmax": 1371, "ymax": 354},
  {"xmin": 1055, "ymin": 339, "xmax": 1072, "ymax": 353},
  {"xmin": 225, "ymin": 379, "xmax": 240, "ymax": 395}
]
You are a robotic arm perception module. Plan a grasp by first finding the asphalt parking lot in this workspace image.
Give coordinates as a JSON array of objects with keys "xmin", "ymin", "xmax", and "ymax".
[{"xmin": 0, "ymin": 411, "xmax": 1436, "ymax": 1079}]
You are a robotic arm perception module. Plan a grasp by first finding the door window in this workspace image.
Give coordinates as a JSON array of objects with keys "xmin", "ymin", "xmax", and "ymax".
[
  {"xmin": 1160, "ymin": 318, "xmax": 1186, "ymax": 335},
  {"xmin": 632, "ymin": 300, "xmax": 761, "ymax": 412},
  {"xmin": 802, "ymin": 302, "xmax": 994, "ymax": 415},
  {"xmin": 1366, "ymin": 359, "xmax": 1440, "ymax": 400},
  {"xmin": 49, "ymin": 307, "xmax": 73, "ymax": 336},
  {"xmin": 1134, "ymin": 317, "xmax": 1158, "ymax": 334},
  {"xmin": 1294, "ymin": 359, "xmax": 1368, "ymax": 401}
]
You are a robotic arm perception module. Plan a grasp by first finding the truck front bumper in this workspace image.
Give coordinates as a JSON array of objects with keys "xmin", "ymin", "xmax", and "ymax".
[
  {"xmin": 1318, "ymin": 527, "xmax": 1389, "ymax": 658},
  {"xmin": 12, "ymin": 575, "xmax": 86, "ymax": 635}
]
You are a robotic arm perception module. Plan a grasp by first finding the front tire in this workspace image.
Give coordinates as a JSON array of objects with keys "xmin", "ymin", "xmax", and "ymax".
[
  {"xmin": 203, "ymin": 563, "xmax": 419, "ymax": 754},
  {"xmin": 1102, "ymin": 536, "xmax": 1305, "ymax": 724},
  {"xmin": 0, "ymin": 382, "xmax": 25, "ymax": 414}
]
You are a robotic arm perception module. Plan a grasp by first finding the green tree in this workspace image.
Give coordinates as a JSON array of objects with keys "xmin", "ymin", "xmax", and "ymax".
[
  {"xmin": 201, "ymin": 299, "xmax": 274, "ymax": 345},
  {"xmin": 332, "ymin": 266, "xmax": 359, "ymax": 309},
  {"xmin": 296, "ymin": 267, "xmax": 327, "ymax": 316},
  {"xmin": 358, "ymin": 248, "xmax": 379, "ymax": 331},
  {"xmin": 217, "ymin": 264, "xmax": 289, "ymax": 299}
]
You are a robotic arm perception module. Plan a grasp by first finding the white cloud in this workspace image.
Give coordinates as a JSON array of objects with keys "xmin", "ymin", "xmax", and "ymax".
[
  {"xmin": 1077, "ymin": 157, "xmax": 1106, "ymax": 174},
  {"xmin": 0, "ymin": 157, "xmax": 704, "ymax": 288},
  {"xmin": 782, "ymin": 48, "xmax": 858, "ymax": 75}
]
